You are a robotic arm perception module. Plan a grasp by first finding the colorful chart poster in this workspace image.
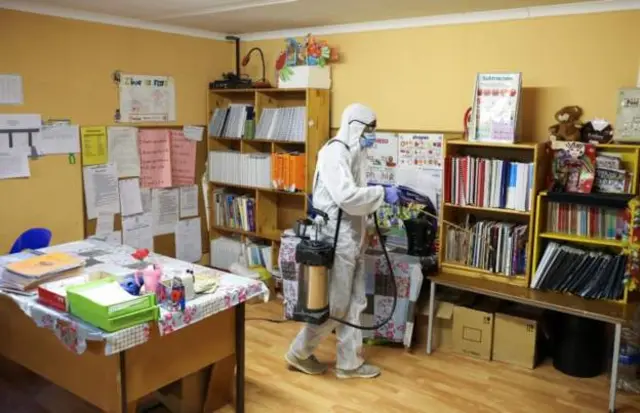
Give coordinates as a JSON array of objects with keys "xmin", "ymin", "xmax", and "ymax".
[
  {"xmin": 366, "ymin": 132, "xmax": 399, "ymax": 185},
  {"xmin": 398, "ymin": 133, "xmax": 443, "ymax": 169},
  {"xmin": 118, "ymin": 74, "xmax": 176, "ymax": 123},
  {"xmin": 469, "ymin": 73, "xmax": 522, "ymax": 143}
]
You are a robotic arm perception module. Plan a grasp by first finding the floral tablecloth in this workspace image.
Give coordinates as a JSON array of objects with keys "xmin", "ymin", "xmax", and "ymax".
[{"xmin": 0, "ymin": 238, "xmax": 268, "ymax": 356}]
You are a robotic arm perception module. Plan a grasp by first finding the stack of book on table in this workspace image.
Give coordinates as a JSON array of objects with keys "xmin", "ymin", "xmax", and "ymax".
[{"xmin": 0, "ymin": 251, "xmax": 85, "ymax": 295}]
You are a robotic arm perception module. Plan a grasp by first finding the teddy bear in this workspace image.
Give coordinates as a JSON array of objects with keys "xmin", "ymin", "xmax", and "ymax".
[{"xmin": 549, "ymin": 106, "xmax": 583, "ymax": 141}]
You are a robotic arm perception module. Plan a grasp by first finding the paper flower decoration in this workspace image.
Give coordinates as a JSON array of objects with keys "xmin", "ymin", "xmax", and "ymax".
[
  {"xmin": 132, "ymin": 248, "xmax": 150, "ymax": 261},
  {"xmin": 276, "ymin": 34, "xmax": 338, "ymax": 81}
]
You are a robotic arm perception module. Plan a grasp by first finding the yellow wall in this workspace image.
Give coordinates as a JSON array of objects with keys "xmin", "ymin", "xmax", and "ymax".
[
  {"xmin": 0, "ymin": 10, "xmax": 231, "ymax": 253},
  {"xmin": 241, "ymin": 11, "xmax": 640, "ymax": 139}
]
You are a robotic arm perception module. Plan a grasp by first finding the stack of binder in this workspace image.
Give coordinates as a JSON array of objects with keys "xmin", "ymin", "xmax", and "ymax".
[
  {"xmin": 271, "ymin": 153, "xmax": 305, "ymax": 192},
  {"xmin": 208, "ymin": 104, "xmax": 255, "ymax": 139},
  {"xmin": 255, "ymin": 107, "xmax": 306, "ymax": 142},
  {"xmin": 67, "ymin": 277, "xmax": 158, "ymax": 332},
  {"xmin": 531, "ymin": 242, "xmax": 626, "ymax": 300}
]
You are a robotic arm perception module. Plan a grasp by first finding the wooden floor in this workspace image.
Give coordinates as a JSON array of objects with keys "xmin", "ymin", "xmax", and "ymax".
[{"xmin": 2, "ymin": 301, "xmax": 640, "ymax": 413}]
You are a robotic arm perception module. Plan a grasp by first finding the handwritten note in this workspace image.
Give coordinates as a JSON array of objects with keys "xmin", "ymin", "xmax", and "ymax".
[
  {"xmin": 139, "ymin": 129, "xmax": 171, "ymax": 188},
  {"xmin": 37, "ymin": 125, "xmax": 81, "ymax": 155},
  {"xmin": 152, "ymin": 188, "xmax": 179, "ymax": 235},
  {"xmin": 175, "ymin": 217, "xmax": 202, "ymax": 263},
  {"xmin": 179, "ymin": 185, "xmax": 199, "ymax": 218},
  {"xmin": 170, "ymin": 130, "xmax": 196, "ymax": 186},
  {"xmin": 81, "ymin": 126, "xmax": 108, "ymax": 165},
  {"xmin": 83, "ymin": 163, "xmax": 120, "ymax": 220},
  {"xmin": 183, "ymin": 125, "xmax": 204, "ymax": 141},
  {"xmin": 108, "ymin": 126, "xmax": 140, "ymax": 177}
]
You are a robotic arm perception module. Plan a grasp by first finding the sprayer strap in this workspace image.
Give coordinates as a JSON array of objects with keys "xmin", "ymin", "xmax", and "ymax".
[{"xmin": 312, "ymin": 139, "xmax": 349, "ymax": 267}]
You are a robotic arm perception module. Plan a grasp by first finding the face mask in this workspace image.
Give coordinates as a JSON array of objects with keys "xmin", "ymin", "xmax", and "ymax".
[{"xmin": 360, "ymin": 132, "xmax": 376, "ymax": 149}]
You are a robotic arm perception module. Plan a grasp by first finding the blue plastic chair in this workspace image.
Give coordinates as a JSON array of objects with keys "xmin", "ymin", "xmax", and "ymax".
[{"xmin": 9, "ymin": 228, "xmax": 52, "ymax": 254}]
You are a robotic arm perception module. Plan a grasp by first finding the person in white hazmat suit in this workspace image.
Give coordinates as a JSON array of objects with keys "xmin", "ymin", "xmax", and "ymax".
[{"xmin": 286, "ymin": 103, "xmax": 400, "ymax": 379}]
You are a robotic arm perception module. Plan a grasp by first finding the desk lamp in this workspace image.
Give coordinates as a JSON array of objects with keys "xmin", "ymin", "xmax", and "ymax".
[{"xmin": 242, "ymin": 47, "xmax": 271, "ymax": 88}]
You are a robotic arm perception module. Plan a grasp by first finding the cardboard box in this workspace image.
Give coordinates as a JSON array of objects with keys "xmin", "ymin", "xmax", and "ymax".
[
  {"xmin": 278, "ymin": 66, "xmax": 331, "ymax": 89},
  {"xmin": 492, "ymin": 312, "xmax": 540, "ymax": 369},
  {"xmin": 453, "ymin": 305, "xmax": 495, "ymax": 360},
  {"xmin": 414, "ymin": 301, "xmax": 455, "ymax": 350}
]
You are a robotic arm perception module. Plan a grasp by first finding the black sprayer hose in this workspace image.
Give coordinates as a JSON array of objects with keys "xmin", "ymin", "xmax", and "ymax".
[{"xmin": 328, "ymin": 212, "xmax": 398, "ymax": 331}]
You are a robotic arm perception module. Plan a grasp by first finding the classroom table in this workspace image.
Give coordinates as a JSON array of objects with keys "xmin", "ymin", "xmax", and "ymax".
[
  {"xmin": 0, "ymin": 239, "xmax": 268, "ymax": 413},
  {"xmin": 425, "ymin": 272, "xmax": 639, "ymax": 413}
]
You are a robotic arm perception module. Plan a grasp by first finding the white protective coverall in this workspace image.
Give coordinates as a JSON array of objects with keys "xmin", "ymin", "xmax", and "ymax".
[{"xmin": 289, "ymin": 103, "xmax": 385, "ymax": 371}]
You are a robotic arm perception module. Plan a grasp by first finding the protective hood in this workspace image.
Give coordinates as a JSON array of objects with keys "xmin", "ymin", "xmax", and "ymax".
[{"xmin": 334, "ymin": 103, "xmax": 376, "ymax": 149}]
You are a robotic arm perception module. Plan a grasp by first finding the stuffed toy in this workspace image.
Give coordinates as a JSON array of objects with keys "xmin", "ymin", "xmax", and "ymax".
[{"xmin": 549, "ymin": 106, "xmax": 583, "ymax": 141}]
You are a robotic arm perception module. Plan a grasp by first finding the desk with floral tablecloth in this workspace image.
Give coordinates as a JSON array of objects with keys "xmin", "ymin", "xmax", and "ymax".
[{"xmin": 0, "ymin": 239, "xmax": 267, "ymax": 413}]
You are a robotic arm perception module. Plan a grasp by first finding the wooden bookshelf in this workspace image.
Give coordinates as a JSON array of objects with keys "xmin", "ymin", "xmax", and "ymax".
[
  {"xmin": 530, "ymin": 143, "xmax": 640, "ymax": 304},
  {"xmin": 438, "ymin": 139, "xmax": 546, "ymax": 287},
  {"xmin": 206, "ymin": 88, "xmax": 330, "ymax": 269}
]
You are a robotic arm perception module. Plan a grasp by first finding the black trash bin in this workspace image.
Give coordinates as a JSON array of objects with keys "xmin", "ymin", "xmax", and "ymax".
[{"xmin": 551, "ymin": 312, "xmax": 606, "ymax": 378}]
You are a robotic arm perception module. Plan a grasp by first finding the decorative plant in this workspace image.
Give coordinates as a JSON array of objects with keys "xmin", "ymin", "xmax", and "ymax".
[{"xmin": 275, "ymin": 34, "xmax": 339, "ymax": 81}]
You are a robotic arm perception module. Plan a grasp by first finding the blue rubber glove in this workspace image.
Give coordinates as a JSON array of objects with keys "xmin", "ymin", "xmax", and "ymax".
[{"xmin": 383, "ymin": 186, "xmax": 400, "ymax": 205}]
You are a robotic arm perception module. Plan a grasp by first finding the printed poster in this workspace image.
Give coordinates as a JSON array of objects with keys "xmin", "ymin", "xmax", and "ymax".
[
  {"xmin": 469, "ymin": 72, "xmax": 522, "ymax": 143},
  {"xmin": 119, "ymin": 74, "xmax": 176, "ymax": 123},
  {"xmin": 398, "ymin": 133, "xmax": 443, "ymax": 169},
  {"xmin": 366, "ymin": 132, "xmax": 398, "ymax": 185}
]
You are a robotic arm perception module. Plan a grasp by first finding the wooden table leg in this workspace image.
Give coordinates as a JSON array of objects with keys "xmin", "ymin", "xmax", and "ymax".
[{"xmin": 236, "ymin": 303, "xmax": 245, "ymax": 413}]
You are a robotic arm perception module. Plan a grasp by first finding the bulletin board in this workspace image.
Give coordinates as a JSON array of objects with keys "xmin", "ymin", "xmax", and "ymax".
[
  {"xmin": 83, "ymin": 125, "xmax": 210, "ymax": 258},
  {"xmin": 0, "ymin": 10, "xmax": 228, "ymax": 255}
]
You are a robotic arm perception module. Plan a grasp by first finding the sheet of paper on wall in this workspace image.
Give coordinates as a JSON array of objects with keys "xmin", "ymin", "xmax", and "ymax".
[
  {"xmin": 107, "ymin": 126, "xmax": 140, "ymax": 177},
  {"xmin": 170, "ymin": 129, "xmax": 196, "ymax": 185},
  {"xmin": 122, "ymin": 213, "xmax": 154, "ymax": 251},
  {"xmin": 183, "ymin": 125, "xmax": 204, "ymax": 142},
  {"xmin": 0, "ymin": 150, "xmax": 30, "ymax": 179},
  {"xmin": 152, "ymin": 188, "xmax": 179, "ymax": 235},
  {"xmin": 83, "ymin": 163, "xmax": 120, "ymax": 220},
  {"xmin": 0, "ymin": 74, "xmax": 23, "ymax": 105},
  {"xmin": 175, "ymin": 217, "xmax": 202, "ymax": 263},
  {"xmin": 36, "ymin": 124, "xmax": 80, "ymax": 155},
  {"xmin": 366, "ymin": 132, "xmax": 399, "ymax": 185},
  {"xmin": 140, "ymin": 187, "xmax": 152, "ymax": 213},
  {"xmin": 139, "ymin": 128, "xmax": 172, "ymax": 188},
  {"xmin": 0, "ymin": 113, "xmax": 41, "ymax": 152},
  {"xmin": 96, "ymin": 212, "xmax": 115, "ymax": 235},
  {"xmin": 80, "ymin": 126, "xmax": 108, "ymax": 165},
  {"xmin": 118, "ymin": 178, "xmax": 144, "ymax": 216},
  {"xmin": 118, "ymin": 74, "xmax": 176, "ymax": 123},
  {"xmin": 179, "ymin": 185, "xmax": 198, "ymax": 218}
]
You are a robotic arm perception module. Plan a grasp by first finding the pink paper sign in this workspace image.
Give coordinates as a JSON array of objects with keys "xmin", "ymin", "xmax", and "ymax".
[
  {"xmin": 139, "ymin": 129, "xmax": 172, "ymax": 188},
  {"xmin": 170, "ymin": 130, "xmax": 196, "ymax": 186}
]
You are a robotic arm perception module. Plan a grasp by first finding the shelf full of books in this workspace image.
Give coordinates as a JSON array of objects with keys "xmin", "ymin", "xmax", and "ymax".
[
  {"xmin": 206, "ymin": 88, "xmax": 330, "ymax": 270},
  {"xmin": 438, "ymin": 139, "xmax": 545, "ymax": 286}
]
